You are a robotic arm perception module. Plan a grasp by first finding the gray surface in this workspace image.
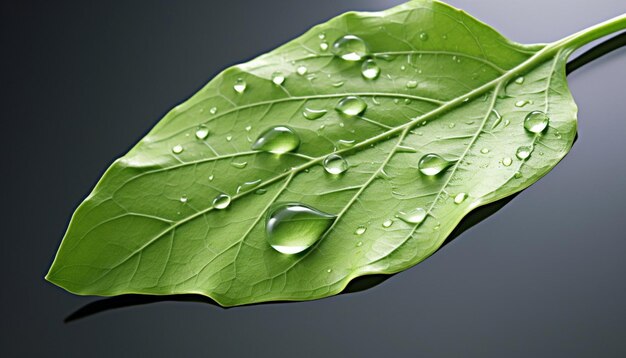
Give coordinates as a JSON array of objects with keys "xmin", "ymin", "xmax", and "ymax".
[{"xmin": 2, "ymin": 0, "xmax": 626, "ymax": 356}]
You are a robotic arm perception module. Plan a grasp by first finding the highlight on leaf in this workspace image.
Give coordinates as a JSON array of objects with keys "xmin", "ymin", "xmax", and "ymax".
[{"xmin": 46, "ymin": 0, "xmax": 626, "ymax": 306}]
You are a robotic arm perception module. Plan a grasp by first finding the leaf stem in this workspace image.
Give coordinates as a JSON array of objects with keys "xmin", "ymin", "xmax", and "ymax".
[{"xmin": 554, "ymin": 13, "xmax": 626, "ymax": 53}]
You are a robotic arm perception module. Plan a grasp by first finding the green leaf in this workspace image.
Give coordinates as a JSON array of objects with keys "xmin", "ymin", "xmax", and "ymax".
[{"xmin": 47, "ymin": 0, "xmax": 626, "ymax": 306}]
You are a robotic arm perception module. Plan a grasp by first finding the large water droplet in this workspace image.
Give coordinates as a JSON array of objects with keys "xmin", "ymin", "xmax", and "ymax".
[
  {"xmin": 266, "ymin": 202, "xmax": 336, "ymax": 254},
  {"xmin": 336, "ymin": 96, "xmax": 367, "ymax": 117},
  {"xmin": 252, "ymin": 126, "xmax": 300, "ymax": 154},
  {"xmin": 454, "ymin": 193, "xmax": 468, "ymax": 204},
  {"xmin": 195, "ymin": 125, "xmax": 209, "ymax": 140},
  {"xmin": 397, "ymin": 208, "xmax": 427, "ymax": 224},
  {"xmin": 418, "ymin": 153, "xmax": 453, "ymax": 176},
  {"xmin": 524, "ymin": 111, "xmax": 550, "ymax": 133},
  {"xmin": 516, "ymin": 145, "xmax": 533, "ymax": 160},
  {"xmin": 323, "ymin": 154, "xmax": 348, "ymax": 175},
  {"xmin": 172, "ymin": 145, "xmax": 184, "ymax": 154},
  {"xmin": 361, "ymin": 59, "xmax": 380, "ymax": 80},
  {"xmin": 332, "ymin": 35, "xmax": 368, "ymax": 61},
  {"xmin": 234, "ymin": 78, "xmax": 247, "ymax": 94},
  {"xmin": 213, "ymin": 193, "xmax": 231, "ymax": 209},
  {"xmin": 303, "ymin": 107, "xmax": 327, "ymax": 120},
  {"xmin": 272, "ymin": 71, "xmax": 285, "ymax": 86}
]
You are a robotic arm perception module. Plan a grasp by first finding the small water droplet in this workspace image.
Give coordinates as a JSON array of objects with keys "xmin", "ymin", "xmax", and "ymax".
[
  {"xmin": 209, "ymin": 107, "xmax": 218, "ymax": 115},
  {"xmin": 382, "ymin": 219, "xmax": 393, "ymax": 228},
  {"xmin": 448, "ymin": 123, "xmax": 456, "ymax": 129},
  {"xmin": 172, "ymin": 145, "xmax": 183, "ymax": 154},
  {"xmin": 361, "ymin": 59, "xmax": 380, "ymax": 80},
  {"xmin": 208, "ymin": 174, "xmax": 214, "ymax": 181},
  {"xmin": 296, "ymin": 65, "xmax": 308, "ymax": 76},
  {"xmin": 515, "ymin": 76, "xmax": 525, "ymax": 84},
  {"xmin": 454, "ymin": 192, "xmax": 468, "ymax": 204},
  {"xmin": 252, "ymin": 126, "xmax": 300, "ymax": 154},
  {"xmin": 332, "ymin": 35, "xmax": 368, "ymax": 61},
  {"xmin": 233, "ymin": 78, "xmax": 247, "ymax": 94},
  {"xmin": 231, "ymin": 161, "xmax": 247, "ymax": 169},
  {"xmin": 213, "ymin": 193, "xmax": 231, "ymax": 209},
  {"xmin": 195, "ymin": 125, "xmax": 209, "ymax": 140},
  {"xmin": 303, "ymin": 107, "xmax": 327, "ymax": 120},
  {"xmin": 400, "ymin": 65, "xmax": 406, "ymax": 71},
  {"xmin": 323, "ymin": 154, "xmax": 348, "ymax": 175},
  {"xmin": 327, "ymin": 268, "xmax": 332, "ymax": 273},
  {"xmin": 397, "ymin": 208, "xmax": 427, "ymax": 224},
  {"xmin": 406, "ymin": 80, "xmax": 418, "ymax": 89},
  {"xmin": 266, "ymin": 202, "xmax": 336, "ymax": 254},
  {"xmin": 418, "ymin": 153, "xmax": 453, "ymax": 176},
  {"xmin": 255, "ymin": 188, "xmax": 268, "ymax": 195},
  {"xmin": 336, "ymin": 96, "xmax": 367, "ymax": 117},
  {"xmin": 480, "ymin": 148, "xmax": 490, "ymax": 154},
  {"xmin": 332, "ymin": 81, "xmax": 344, "ymax": 88},
  {"xmin": 502, "ymin": 157, "xmax": 513, "ymax": 166},
  {"xmin": 515, "ymin": 99, "xmax": 532, "ymax": 107},
  {"xmin": 356, "ymin": 241, "xmax": 363, "ymax": 247},
  {"xmin": 514, "ymin": 171, "xmax": 523, "ymax": 179},
  {"xmin": 179, "ymin": 195, "xmax": 188, "ymax": 203},
  {"xmin": 319, "ymin": 41, "xmax": 329, "ymax": 51},
  {"xmin": 226, "ymin": 135, "xmax": 233, "ymax": 142},
  {"xmin": 271, "ymin": 71, "xmax": 285, "ymax": 85},
  {"xmin": 419, "ymin": 32, "xmax": 429, "ymax": 41},
  {"xmin": 524, "ymin": 111, "xmax": 550, "ymax": 133},
  {"xmin": 236, "ymin": 179, "xmax": 262, "ymax": 194},
  {"xmin": 355, "ymin": 225, "xmax": 367, "ymax": 235},
  {"xmin": 318, "ymin": 33, "xmax": 326, "ymax": 40},
  {"xmin": 516, "ymin": 145, "xmax": 533, "ymax": 160}
]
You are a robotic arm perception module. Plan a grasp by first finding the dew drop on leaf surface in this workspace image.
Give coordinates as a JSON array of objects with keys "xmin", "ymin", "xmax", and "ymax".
[
  {"xmin": 524, "ymin": 111, "xmax": 550, "ymax": 133},
  {"xmin": 361, "ymin": 59, "xmax": 380, "ymax": 79},
  {"xmin": 516, "ymin": 145, "xmax": 533, "ymax": 160},
  {"xmin": 233, "ymin": 78, "xmax": 247, "ymax": 94},
  {"xmin": 213, "ymin": 193, "xmax": 231, "ymax": 210},
  {"xmin": 397, "ymin": 208, "xmax": 427, "ymax": 224},
  {"xmin": 335, "ymin": 96, "xmax": 367, "ymax": 117},
  {"xmin": 271, "ymin": 71, "xmax": 285, "ymax": 85},
  {"xmin": 454, "ymin": 193, "xmax": 468, "ymax": 204},
  {"xmin": 171, "ymin": 145, "xmax": 183, "ymax": 154},
  {"xmin": 195, "ymin": 125, "xmax": 209, "ymax": 140},
  {"xmin": 266, "ymin": 203, "xmax": 336, "ymax": 254},
  {"xmin": 331, "ymin": 34, "xmax": 369, "ymax": 61},
  {"xmin": 251, "ymin": 126, "xmax": 300, "ymax": 154},
  {"xmin": 303, "ymin": 107, "xmax": 327, "ymax": 120},
  {"xmin": 418, "ymin": 153, "xmax": 453, "ymax": 176},
  {"xmin": 323, "ymin": 154, "xmax": 348, "ymax": 175}
]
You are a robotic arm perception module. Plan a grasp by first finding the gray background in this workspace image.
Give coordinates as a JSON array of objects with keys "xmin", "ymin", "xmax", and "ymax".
[{"xmin": 2, "ymin": 0, "xmax": 625, "ymax": 356}]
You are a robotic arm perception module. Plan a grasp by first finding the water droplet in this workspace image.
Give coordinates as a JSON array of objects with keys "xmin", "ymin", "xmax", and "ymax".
[
  {"xmin": 234, "ymin": 78, "xmax": 247, "ymax": 94},
  {"xmin": 179, "ymin": 195, "xmax": 188, "ymax": 203},
  {"xmin": 418, "ymin": 153, "xmax": 453, "ymax": 176},
  {"xmin": 252, "ymin": 126, "xmax": 300, "ymax": 154},
  {"xmin": 208, "ymin": 174, "xmax": 214, "ymax": 181},
  {"xmin": 524, "ymin": 111, "xmax": 550, "ymax": 133},
  {"xmin": 355, "ymin": 226, "xmax": 367, "ymax": 235},
  {"xmin": 480, "ymin": 148, "xmax": 490, "ymax": 154},
  {"xmin": 172, "ymin": 145, "xmax": 183, "ymax": 154},
  {"xmin": 332, "ymin": 35, "xmax": 368, "ymax": 61},
  {"xmin": 255, "ymin": 188, "xmax": 268, "ymax": 195},
  {"xmin": 335, "ymin": 96, "xmax": 367, "ymax": 117},
  {"xmin": 226, "ymin": 135, "xmax": 233, "ymax": 142},
  {"xmin": 361, "ymin": 59, "xmax": 380, "ymax": 80},
  {"xmin": 515, "ymin": 99, "xmax": 532, "ymax": 107},
  {"xmin": 303, "ymin": 107, "xmax": 327, "ymax": 120},
  {"xmin": 406, "ymin": 80, "xmax": 418, "ymax": 89},
  {"xmin": 319, "ymin": 41, "xmax": 329, "ymax": 51},
  {"xmin": 502, "ymin": 157, "xmax": 513, "ymax": 166},
  {"xmin": 266, "ymin": 202, "xmax": 336, "ymax": 254},
  {"xmin": 419, "ymin": 32, "xmax": 429, "ymax": 41},
  {"xmin": 209, "ymin": 107, "xmax": 218, "ymax": 114},
  {"xmin": 514, "ymin": 171, "xmax": 523, "ymax": 179},
  {"xmin": 382, "ymin": 219, "xmax": 393, "ymax": 228},
  {"xmin": 327, "ymin": 268, "xmax": 332, "ymax": 273},
  {"xmin": 195, "ymin": 125, "xmax": 209, "ymax": 140},
  {"xmin": 515, "ymin": 76, "xmax": 524, "ymax": 84},
  {"xmin": 454, "ymin": 193, "xmax": 468, "ymax": 204},
  {"xmin": 296, "ymin": 65, "xmax": 308, "ymax": 76},
  {"xmin": 516, "ymin": 145, "xmax": 533, "ymax": 160},
  {"xmin": 356, "ymin": 241, "xmax": 363, "ymax": 247},
  {"xmin": 245, "ymin": 125, "xmax": 252, "ymax": 132},
  {"xmin": 323, "ymin": 154, "xmax": 348, "ymax": 175},
  {"xmin": 332, "ymin": 81, "xmax": 344, "ymax": 88},
  {"xmin": 318, "ymin": 33, "xmax": 326, "ymax": 40},
  {"xmin": 213, "ymin": 193, "xmax": 231, "ymax": 209},
  {"xmin": 271, "ymin": 71, "xmax": 285, "ymax": 85},
  {"xmin": 237, "ymin": 179, "xmax": 262, "ymax": 194},
  {"xmin": 231, "ymin": 161, "xmax": 247, "ymax": 169},
  {"xmin": 448, "ymin": 123, "xmax": 456, "ymax": 129},
  {"xmin": 397, "ymin": 208, "xmax": 427, "ymax": 224},
  {"xmin": 400, "ymin": 65, "xmax": 406, "ymax": 71}
]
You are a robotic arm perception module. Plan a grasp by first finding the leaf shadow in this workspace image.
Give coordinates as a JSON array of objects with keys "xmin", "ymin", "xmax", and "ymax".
[{"xmin": 64, "ymin": 30, "xmax": 624, "ymax": 323}]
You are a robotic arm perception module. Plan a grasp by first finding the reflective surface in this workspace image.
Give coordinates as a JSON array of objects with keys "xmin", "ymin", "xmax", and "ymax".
[{"xmin": 2, "ymin": 0, "xmax": 626, "ymax": 356}]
